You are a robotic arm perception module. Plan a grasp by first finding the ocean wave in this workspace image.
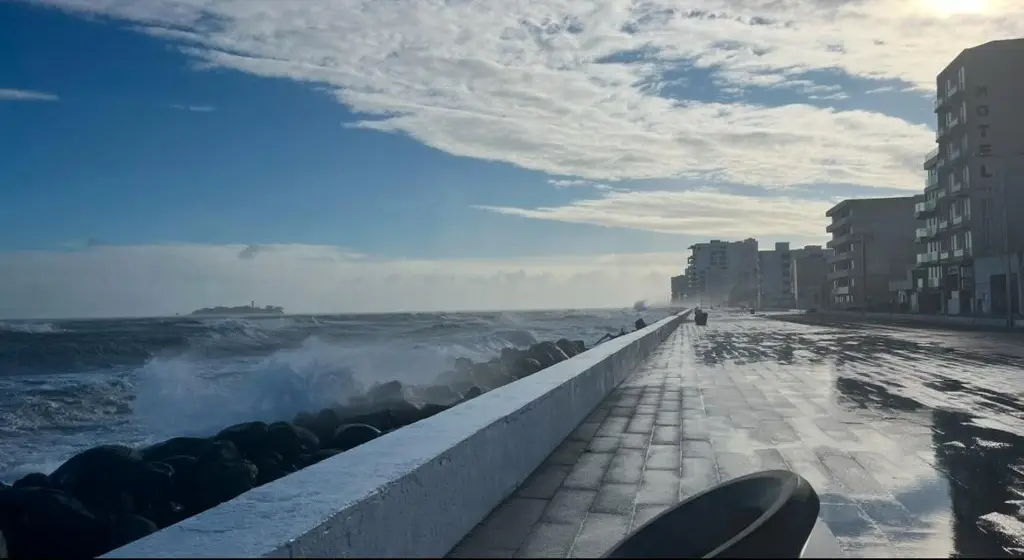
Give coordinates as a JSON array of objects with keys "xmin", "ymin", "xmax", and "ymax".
[
  {"xmin": 0, "ymin": 321, "xmax": 62, "ymax": 334},
  {"xmin": 0, "ymin": 308, "xmax": 665, "ymax": 480}
]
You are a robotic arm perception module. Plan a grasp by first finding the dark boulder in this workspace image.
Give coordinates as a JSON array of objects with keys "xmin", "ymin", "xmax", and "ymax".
[
  {"xmin": 1, "ymin": 487, "xmax": 108, "ymax": 558},
  {"xmin": 556, "ymin": 338, "xmax": 579, "ymax": 358},
  {"xmin": 573, "ymin": 340, "xmax": 587, "ymax": 354},
  {"xmin": 332, "ymin": 423, "xmax": 382, "ymax": 451},
  {"xmin": 263, "ymin": 422, "xmax": 320, "ymax": 461},
  {"xmin": 140, "ymin": 436, "xmax": 213, "ymax": 462},
  {"xmin": 299, "ymin": 407, "xmax": 343, "ymax": 445},
  {"xmin": 510, "ymin": 357, "xmax": 543, "ymax": 378},
  {"xmin": 12, "ymin": 473, "xmax": 50, "ymax": 489},
  {"xmin": 366, "ymin": 380, "xmax": 405, "ymax": 404},
  {"xmin": 422, "ymin": 384, "xmax": 460, "ymax": 406},
  {"xmin": 251, "ymin": 453, "xmax": 292, "ymax": 486},
  {"xmin": 197, "ymin": 440, "xmax": 242, "ymax": 465},
  {"xmin": 49, "ymin": 445, "xmax": 149, "ymax": 514},
  {"xmin": 107, "ymin": 514, "xmax": 158, "ymax": 550},
  {"xmin": 461, "ymin": 386, "xmax": 483, "ymax": 400},
  {"xmin": 313, "ymin": 449, "xmax": 341, "ymax": 463},
  {"xmin": 214, "ymin": 421, "xmax": 269, "ymax": 458},
  {"xmin": 184, "ymin": 458, "xmax": 258, "ymax": 514}
]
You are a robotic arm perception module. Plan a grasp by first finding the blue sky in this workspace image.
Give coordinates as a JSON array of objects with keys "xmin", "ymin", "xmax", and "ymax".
[{"xmin": 0, "ymin": 0, "xmax": 1016, "ymax": 317}]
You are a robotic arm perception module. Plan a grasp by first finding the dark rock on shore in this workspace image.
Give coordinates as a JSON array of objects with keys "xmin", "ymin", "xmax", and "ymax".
[{"xmin": 0, "ymin": 335, "xmax": 595, "ymax": 559}]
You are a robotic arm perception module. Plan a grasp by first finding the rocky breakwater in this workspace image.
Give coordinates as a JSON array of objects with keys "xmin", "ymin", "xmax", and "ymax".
[{"xmin": 0, "ymin": 337, "xmax": 590, "ymax": 559}]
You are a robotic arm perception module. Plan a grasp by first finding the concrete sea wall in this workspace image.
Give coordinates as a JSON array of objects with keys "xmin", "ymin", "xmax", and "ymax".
[{"xmin": 105, "ymin": 309, "xmax": 692, "ymax": 558}]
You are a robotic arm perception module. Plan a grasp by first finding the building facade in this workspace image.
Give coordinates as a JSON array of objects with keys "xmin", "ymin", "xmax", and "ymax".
[
  {"xmin": 685, "ymin": 238, "xmax": 759, "ymax": 306},
  {"xmin": 757, "ymin": 242, "xmax": 794, "ymax": 309},
  {"xmin": 670, "ymin": 274, "xmax": 688, "ymax": 302},
  {"xmin": 790, "ymin": 245, "xmax": 830, "ymax": 309},
  {"xmin": 916, "ymin": 38, "xmax": 1024, "ymax": 315},
  {"xmin": 826, "ymin": 197, "xmax": 918, "ymax": 309}
]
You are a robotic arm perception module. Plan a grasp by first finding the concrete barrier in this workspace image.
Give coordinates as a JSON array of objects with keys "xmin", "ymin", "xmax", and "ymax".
[{"xmin": 105, "ymin": 309, "xmax": 692, "ymax": 558}]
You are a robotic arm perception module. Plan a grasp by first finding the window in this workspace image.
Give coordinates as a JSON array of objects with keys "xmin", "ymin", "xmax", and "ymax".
[
  {"xmin": 965, "ymin": 230, "xmax": 972, "ymax": 249},
  {"xmin": 958, "ymin": 66, "xmax": 966, "ymax": 88},
  {"xmin": 960, "ymin": 101, "xmax": 967, "ymax": 123},
  {"xmin": 965, "ymin": 197, "xmax": 971, "ymax": 218},
  {"xmin": 963, "ymin": 165, "xmax": 970, "ymax": 188}
]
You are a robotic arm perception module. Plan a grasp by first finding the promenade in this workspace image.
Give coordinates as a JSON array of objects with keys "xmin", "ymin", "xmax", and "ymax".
[{"xmin": 451, "ymin": 311, "xmax": 1024, "ymax": 558}]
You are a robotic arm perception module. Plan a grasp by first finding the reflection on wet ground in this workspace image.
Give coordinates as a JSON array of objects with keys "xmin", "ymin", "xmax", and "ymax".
[{"xmin": 697, "ymin": 311, "xmax": 1024, "ymax": 557}]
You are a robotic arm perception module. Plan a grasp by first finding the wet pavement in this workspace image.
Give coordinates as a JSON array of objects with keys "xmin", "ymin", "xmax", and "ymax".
[{"xmin": 450, "ymin": 311, "xmax": 1024, "ymax": 558}]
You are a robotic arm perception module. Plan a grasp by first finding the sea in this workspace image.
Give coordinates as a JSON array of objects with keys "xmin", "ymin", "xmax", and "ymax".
[{"xmin": 0, "ymin": 308, "xmax": 666, "ymax": 483}]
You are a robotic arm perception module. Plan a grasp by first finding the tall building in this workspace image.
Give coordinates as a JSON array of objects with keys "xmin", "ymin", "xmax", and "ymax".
[
  {"xmin": 757, "ymin": 242, "xmax": 794, "ymax": 309},
  {"xmin": 790, "ymin": 245, "xmax": 830, "ymax": 309},
  {"xmin": 826, "ymin": 197, "xmax": 918, "ymax": 309},
  {"xmin": 670, "ymin": 274, "xmax": 688, "ymax": 302},
  {"xmin": 917, "ymin": 38, "xmax": 1024, "ymax": 315},
  {"xmin": 685, "ymin": 239, "xmax": 758, "ymax": 305}
]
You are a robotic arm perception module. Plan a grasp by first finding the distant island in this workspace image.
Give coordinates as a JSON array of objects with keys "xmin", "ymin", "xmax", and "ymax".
[{"xmin": 189, "ymin": 301, "xmax": 284, "ymax": 316}]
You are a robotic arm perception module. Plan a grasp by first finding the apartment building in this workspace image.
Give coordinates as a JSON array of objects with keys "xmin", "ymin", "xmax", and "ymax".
[
  {"xmin": 685, "ymin": 238, "xmax": 759, "ymax": 305},
  {"xmin": 790, "ymin": 245, "xmax": 830, "ymax": 309},
  {"xmin": 670, "ymin": 274, "xmax": 688, "ymax": 302},
  {"xmin": 917, "ymin": 38, "xmax": 1024, "ymax": 315},
  {"xmin": 826, "ymin": 197, "xmax": 918, "ymax": 309},
  {"xmin": 757, "ymin": 242, "xmax": 794, "ymax": 309}
]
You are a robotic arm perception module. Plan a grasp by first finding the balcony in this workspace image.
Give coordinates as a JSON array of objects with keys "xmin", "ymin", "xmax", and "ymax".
[
  {"xmin": 938, "ymin": 219, "xmax": 949, "ymax": 231},
  {"xmin": 948, "ymin": 83, "xmax": 959, "ymax": 97},
  {"xmin": 916, "ymin": 251, "xmax": 940, "ymax": 265},
  {"xmin": 948, "ymin": 115, "xmax": 960, "ymax": 130},
  {"xmin": 926, "ymin": 277, "xmax": 942, "ymax": 289},
  {"xmin": 915, "ymin": 225, "xmax": 938, "ymax": 242},
  {"xmin": 951, "ymin": 214, "xmax": 965, "ymax": 227},
  {"xmin": 827, "ymin": 233, "xmax": 851, "ymax": 250},
  {"xmin": 925, "ymin": 172, "xmax": 938, "ymax": 188},
  {"xmin": 914, "ymin": 199, "xmax": 939, "ymax": 218},
  {"xmin": 940, "ymin": 250, "xmax": 951, "ymax": 261},
  {"xmin": 948, "ymin": 146, "xmax": 961, "ymax": 161},
  {"xmin": 935, "ymin": 126, "xmax": 944, "ymax": 141},
  {"xmin": 828, "ymin": 268, "xmax": 852, "ymax": 280},
  {"xmin": 828, "ymin": 250, "xmax": 852, "ymax": 263},
  {"xmin": 933, "ymin": 95, "xmax": 943, "ymax": 111},
  {"xmin": 923, "ymin": 148, "xmax": 939, "ymax": 170},
  {"xmin": 950, "ymin": 180, "xmax": 963, "ymax": 195},
  {"xmin": 950, "ymin": 246, "xmax": 973, "ymax": 261},
  {"xmin": 833, "ymin": 285, "xmax": 851, "ymax": 296},
  {"xmin": 825, "ymin": 215, "xmax": 850, "ymax": 233}
]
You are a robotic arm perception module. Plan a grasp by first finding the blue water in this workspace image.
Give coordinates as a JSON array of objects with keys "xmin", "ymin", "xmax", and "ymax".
[{"xmin": 0, "ymin": 308, "xmax": 664, "ymax": 481}]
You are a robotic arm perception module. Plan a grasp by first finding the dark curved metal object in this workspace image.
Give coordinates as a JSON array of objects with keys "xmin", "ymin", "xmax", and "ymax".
[{"xmin": 604, "ymin": 470, "xmax": 821, "ymax": 559}]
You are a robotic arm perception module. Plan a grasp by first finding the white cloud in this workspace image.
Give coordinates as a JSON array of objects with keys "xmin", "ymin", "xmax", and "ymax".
[
  {"xmin": 0, "ymin": 88, "xmax": 59, "ymax": 102},
  {"xmin": 31, "ymin": 0, "xmax": 1024, "ymax": 190},
  {"xmin": 170, "ymin": 103, "xmax": 214, "ymax": 112},
  {"xmin": 0, "ymin": 244, "xmax": 688, "ymax": 319},
  {"xmin": 478, "ymin": 188, "xmax": 833, "ymax": 241}
]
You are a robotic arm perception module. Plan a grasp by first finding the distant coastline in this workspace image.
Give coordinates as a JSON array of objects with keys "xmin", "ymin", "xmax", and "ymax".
[{"xmin": 189, "ymin": 302, "xmax": 284, "ymax": 316}]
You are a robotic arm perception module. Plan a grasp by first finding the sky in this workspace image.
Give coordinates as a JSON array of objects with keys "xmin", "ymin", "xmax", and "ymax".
[{"xmin": 1, "ymin": 0, "xmax": 1022, "ymax": 318}]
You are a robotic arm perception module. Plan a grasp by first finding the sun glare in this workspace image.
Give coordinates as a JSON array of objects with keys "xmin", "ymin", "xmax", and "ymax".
[{"xmin": 922, "ymin": 0, "xmax": 991, "ymax": 15}]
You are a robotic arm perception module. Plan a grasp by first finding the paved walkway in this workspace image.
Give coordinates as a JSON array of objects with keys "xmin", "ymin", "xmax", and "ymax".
[{"xmin": 451, "ymin": 312, "xmax": 1024, "ymax": 558}]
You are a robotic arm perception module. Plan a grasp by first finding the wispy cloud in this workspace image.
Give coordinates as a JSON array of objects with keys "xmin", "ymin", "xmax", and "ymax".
[
  {"xmin": 170, "ymin": 104, "xmax": 214, "ymax": 112},
  {"xmin": 478, "ymin": 188, "xmax": 833, "ymax": 241},
  {"xmin": 0, "ymin": 88, "xmax": 59, "ymax": 102},
  {"xmin": 0, "ymin": 244, "xmax": 684, "ymax": 318}
]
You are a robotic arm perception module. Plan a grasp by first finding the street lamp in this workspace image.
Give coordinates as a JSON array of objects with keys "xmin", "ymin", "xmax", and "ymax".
[{"xmin": 974, "ymin": 152, "xmax": 1023, "ymax": 330}]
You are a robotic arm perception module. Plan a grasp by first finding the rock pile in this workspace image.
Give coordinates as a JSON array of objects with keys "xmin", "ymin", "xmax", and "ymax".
[{"xmin": 0, "ymin": 337, "xmax": 589, "ymax": 559}]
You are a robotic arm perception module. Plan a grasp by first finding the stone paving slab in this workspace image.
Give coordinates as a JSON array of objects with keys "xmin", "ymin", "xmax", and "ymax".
[{"xmin": 451, "ymin": 312, "xmax": 1024, "ymax": 558}]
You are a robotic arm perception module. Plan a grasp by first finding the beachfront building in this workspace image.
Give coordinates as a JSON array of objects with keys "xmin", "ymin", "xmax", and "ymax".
[
  {"xmin": 757, "ymin": 242, "xmax": 794, "ymax": 310},
  {"xmin": 790, "ymin": 245, "xmax": 830, "ymax": 309},
  {"xmin": 916, "ymin": 38, "xmax": 1024, "ymax": 316},
  {"xmin": 826, "ymin": 197, "xmax": 918, "ymax": 310},
  {"xmin": 685, "ymin": 238, "xmax": 758, "ymax": 306}
]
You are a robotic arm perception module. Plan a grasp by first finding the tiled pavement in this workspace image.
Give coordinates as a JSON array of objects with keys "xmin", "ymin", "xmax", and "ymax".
[{"xmin": 450, "ymin": 312, "xmax": 1024, "ymax": 558}]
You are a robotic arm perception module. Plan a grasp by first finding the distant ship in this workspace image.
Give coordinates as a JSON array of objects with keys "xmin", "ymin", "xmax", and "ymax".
[{"xmin": 189, "ymin": 301, "xmax": 284, "ymax": 316}]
